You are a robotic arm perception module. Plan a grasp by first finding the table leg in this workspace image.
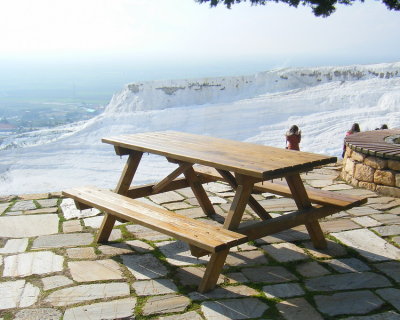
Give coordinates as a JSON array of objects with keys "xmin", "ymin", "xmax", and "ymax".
[
  {"xmin": 198, "ymin": 174, "xmax": 255, "ymax": 292},
  {"xmin": 96, "ymin": 151, "xmax": 143, "ymax": 243},
  {"xmin": 285, "ymin": 174, "xmax": 327, "ymax": 249},
  {"xmin": 217, "ymin": 169, "xmax": 272, "ymax": 220},
  {"xmin": 183, "ymin": 166, "xmax": 215, "ymax": 216}
]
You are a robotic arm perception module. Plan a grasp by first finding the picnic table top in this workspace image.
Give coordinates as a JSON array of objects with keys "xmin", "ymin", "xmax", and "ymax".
[
  {"xmin": 102, "ymin": 131, "xmax": 336, "ymax": 180},
  {"xmin": 345, "ymin": 129, "xmax": 400, "ymax": 160}
]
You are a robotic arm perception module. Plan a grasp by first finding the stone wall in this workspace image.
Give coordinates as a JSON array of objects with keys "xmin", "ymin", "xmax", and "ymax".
[{"xmin": 341, "ymin": 147, "xmax": 400, "ymax": 197}]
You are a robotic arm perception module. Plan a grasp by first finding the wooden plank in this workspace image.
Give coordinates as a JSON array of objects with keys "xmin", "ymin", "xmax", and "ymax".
[
  {"xmin": 97, "ymin": 150, "xmax": 143, "ymax": 243},
  {"xmin": 63, "ymin": 186, "xmax": 247, "ymax": 252},
  {"xmin": 198, "ymin": 249, "xmax": 229, "ymax": 293},
  {"xmin": 217, "ymin": 169, "xmax": 272, "ymax": 220},
  {"xmin": 193, "ymin": 165, "xmax": 367, "ymax": 208},
  {"xmin": 223, "ymin": 174, "xmax": 256, "ymax": 230},
  {"xmin": 286, "ymin": 174, "xmax": 327, "ymax": 249},
  {"xmin": 238, "ymin": 205, "xmax": 338, "ymax": 241},
  {"xmin": 115, "ymin": 151, "xmax": 143, "ymax": 194},
  {"xmin": 152, "ymin": 162, "xmax": 192, "ymax": 194},
  {"xmin": 102, "ymin": 131, "xmax": 336, "ymax": 180},
  {"xmin": 183, "ymin": 165, "xmax": 216, "ymax": 216},
  {"xmin": 126, "ymin": 175, "xmax": 215, "ymax": 199}
]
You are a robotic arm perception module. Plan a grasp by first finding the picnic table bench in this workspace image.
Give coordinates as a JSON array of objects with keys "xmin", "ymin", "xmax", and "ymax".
[{"xmin": 63, "ymin": 131, "xmax": 367, "ymax": 292}]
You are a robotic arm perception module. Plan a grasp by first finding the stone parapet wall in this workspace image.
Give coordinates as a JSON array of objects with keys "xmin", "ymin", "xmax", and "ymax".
[{"xmin": 341, "ymin": 147, "xmax": 400, "ymax": 197}]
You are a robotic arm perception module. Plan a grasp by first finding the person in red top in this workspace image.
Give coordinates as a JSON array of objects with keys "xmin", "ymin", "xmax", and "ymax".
[
  {"xmin": 285, "ymin": 125, "xmax": 301, "ymax": 151},
  {"xmin": 342, "ymin": 123, "xmax": 360, "ymax": 157}
]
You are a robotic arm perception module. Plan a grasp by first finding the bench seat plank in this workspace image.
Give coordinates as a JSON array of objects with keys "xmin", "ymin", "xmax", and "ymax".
[
  {"xmin": 193, "ymin": 165, "xmax": 367, "ymax": 209},
  {"xmin": 63, "ymin": 186, "xmax": 247, "ymax": 253}
]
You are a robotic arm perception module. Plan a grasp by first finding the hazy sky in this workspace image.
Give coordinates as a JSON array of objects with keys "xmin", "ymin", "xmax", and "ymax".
[{"xmin": 1, "ymin": 0, "xmax": 400, "ymax": 83}]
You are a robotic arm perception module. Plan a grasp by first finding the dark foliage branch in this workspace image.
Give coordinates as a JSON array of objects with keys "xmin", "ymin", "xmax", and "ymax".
[{"xmin": 196, "ymin": 0, "xmax": 400, "ymax": 17}]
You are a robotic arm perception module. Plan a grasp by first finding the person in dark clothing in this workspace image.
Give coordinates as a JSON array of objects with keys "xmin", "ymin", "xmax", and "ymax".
[
  {"xmin": 342, "ymin": 123, "xmax": 360, "ymax": 157},
  {"xmin": 286, "ymin": 125, "xmax": 301, "ymax": 151}
]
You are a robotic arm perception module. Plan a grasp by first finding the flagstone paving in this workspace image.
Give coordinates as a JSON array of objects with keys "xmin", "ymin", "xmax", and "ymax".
[{"xmin": 2, "ymin": 162, "xmax": 400, "ymax": 319}]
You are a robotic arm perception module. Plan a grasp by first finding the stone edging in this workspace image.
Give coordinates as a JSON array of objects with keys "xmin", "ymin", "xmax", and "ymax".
[{"xmin": 341, "ymin": 147, "xmax": 400, "ymax": 197}]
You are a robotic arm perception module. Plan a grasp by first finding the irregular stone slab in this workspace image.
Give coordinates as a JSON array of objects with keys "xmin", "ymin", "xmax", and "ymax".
[
  {"xmin": 174, "ymin": 207, "xmax": 207, "ymax": 218},
  {"xmin": 14, "ymin": 308, "xmax": 62, "ymax": 320},
  {"xmin": 225, "ymin": 250, "xmax": 268, "ymax": 267},
  {"xmin": 377, "ymin": 288, "xmax": 400, "ymax": 311},
  {"xmin": 344, "ymin": 311, "xmax": 400, "ymax": 320},
  {"xmin": 332, "ymin": 229, "xmax": 400, "ymax": 261},
  {"xmin": 209, "ymin": 196, "xmax": 228, "ymax": 204},
  {"xmin": 125, "ymin": 240, "xmax": 154, "ymax": 253},
  {"xmin": 132, "ymin": 279, "xmax": 178, "ymax": 296},
  {"xmin": 99, "ymin": 243, "xmax": 133, "ymax": 255},
  {"xmin": 0, "ymin": 238, "xmax": 28, "ymax": 254},
  {"xmin": 10, "ymin": 200, "xmax": 37, "ymax": 211},
  {"xmin": 149, "ymin": 191, "xmax": 184, "ymax": 204},
  {"xmin": 62, "ymin": 220, "xmax": 82, "ymax": 233},
  {"xmin": 305, "ymin": 272, "xmax": 391, "ymax": 291},
  {"xmin": 277, "ymin": 297, "xmax": 323, "ymax": 320},
  {"xmin": 225, "ymin": 272, "xmax": 250, "ymax": 284},
  {"xmin": 346, "ymin": 206, "xmax": 381, "ymax": 216},
  {"xmin": 36, "ymin": 199, "xmax": 58, "ymax": 208},
  {"xmin": 373, "ymin": 225, "xmax": 400, "ymax": 236},
  {"xmin": 322, "ymin": 183, "xmax": 353, "ymax": 191},
  {"xmin": 44, "ymin": 282, "xmax": 130, "ymax": 306},
  {"xmin": 61, "ymin": 198, "xmax": 99, "ymax": 220},
  {"xmin": 68, "ymin": 259, "xmax": 124, "ymax": 282},
  {"xmin": 109, "ymin": 228, "xmax": 122, "ymax": 241},
  {"xmin": 371, "ymin": 214, "xmax": 400, "ymax": 225},
  {"xmin": 175, "ymin": 266, "xmax": 225, "ymax": 286},
  {"xmin": 42, "ymin": 275, "xmax": 73, "ymax": 291},
  {"xmin": 259, "ymin": 198, "xmax": 298, "ymax": 212},
  {"xmin": 370, "ymin": 202, "xmax": 400, "ymax": 210},
  {"xmin": 0, "ymin": 280, "xmax": 39, "ymax": 310},
  {"xmin": 296, "ymin": 261, "xmax": 330, "ymax": 278},
  {"xmin": 83, "ymin": 215, "xmax": 122, "ymax": 229},
  {"xmin": 3, "ymin": 251, "xmax": 64, "ymax": 277},
  {"xmin": 323, "ymin": 258, "xmax": 370, "ymax": 273},
  {"xmin": 201, "ymin": 298, "xmax": 268, "ymax": 319},
  {"xmin": 263, "ymin": 283, "xmax": 305, "ymax": 298},
  {"xmin": 155, "ymin": 240, "xmax": 209, "ymax": 266},
  {"xmin": 352, "ymin": 216, "xmax": 382, "ymax": 227},
  {"xmin": 66, "ymin": 247, "xmax": 96, "ymax": 259},
  {"xmin": 0, "ymin": 214, "xmax": 59, "ymax": 237},
  {"xmin": 163, "ymin": 201, "xmax": 192, "ymax": 210},
  {"xmin": 389, "ymin": 207, "xmax": 400, "ymax": 215},
  {"xmin": 262, "ymin": 242, "xmax": 308, "ymax": 262},
  {"xmin": 0, "ymin": 202, "xmax": 10, "ymax": 214},
  {"xmin": 122, "ymin": 254, "xmax": 168, "ymax": 279},
  {"xmin": 63, "ymin": 297, "xmax": 136, "ymax": 320},
  {"xmin": 302, "ymin": 239, "xmax": 347, "ymax": 258},
  {"xmin": 241, "ymin": 266, "xmax": 297, "ymax": 283},
  {"xmin": 142, "ymin": 294, "xmax": 190, "ymax": 316},
  {"xmin": 126, "ymin": 224, "xmax": 171, "ymax": 241},
  {"xmin": 190, "ymin": 285, "xmax": 258, "ymax": 301},
  {"xmin": 203, "ymin": 182, "xmax": 232, "ymax": 193},
  {"xmin": 32, "ymin": 233, "xmax": 93, "ymax": 249},
  {"xmin": 315, "ymin": 290, "xmax": 384, "ymax": 316},
  {"xmin": 158, "ymin": 311, "xmax": 203, "ymax": 320},
  {"xmin": 307, "ymin": 179, "xmax": 333, "ymax": 188},
  {"xmin": 374, "ymin": 261, "xmax": 400, "ymax": 283},
  {"xmin": 320, "ymin": 218, "xmax": 360, "ymax": 233},
  {"xmin": 338, "ymin": 188, "xmax": 377, "ymax": 197},
  {"xmin": 5, "ymin": 210, "xmax": 22, "ymax": 216},
  {"xmin": 256, "ymin": 226, "xmax": 309, "ymax": 244},
  {"xmin": 18, "ymin": 193, "xmax": 48, "ymax": 200},
  {"xmin": 23, "ymin": 207, "xmax": 58, "ymax": 214}
]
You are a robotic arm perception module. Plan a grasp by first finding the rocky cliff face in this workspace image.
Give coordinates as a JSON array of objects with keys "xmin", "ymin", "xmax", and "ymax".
[{"xmin": 104, "ymin": 62, "xmax": 400, "ymax": 114}]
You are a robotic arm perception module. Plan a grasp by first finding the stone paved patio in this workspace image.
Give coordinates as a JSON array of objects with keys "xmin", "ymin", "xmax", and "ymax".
[{"xmin": 1, "ymin": 162, "xmax": 400, "ymax": 319}]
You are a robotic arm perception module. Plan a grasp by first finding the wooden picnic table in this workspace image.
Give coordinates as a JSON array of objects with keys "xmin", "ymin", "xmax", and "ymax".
[{"xmin": 64, "ymin": 131, "xmax": 366, "ymax": 292}]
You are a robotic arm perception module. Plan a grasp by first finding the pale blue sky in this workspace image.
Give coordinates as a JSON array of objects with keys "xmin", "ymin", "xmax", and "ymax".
[{"xmin": 0, "ymin": 0, "xmax": 399, "ymax": 92}]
